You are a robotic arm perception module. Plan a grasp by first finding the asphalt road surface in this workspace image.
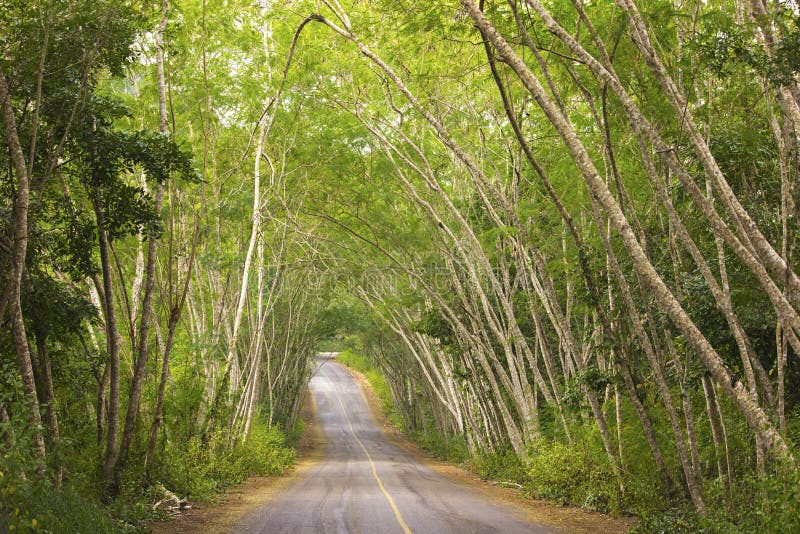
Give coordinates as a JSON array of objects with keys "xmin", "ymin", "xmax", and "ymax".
[{"xmin": 236, "ymin": 356, "xmax": 554, "ymax": 533}]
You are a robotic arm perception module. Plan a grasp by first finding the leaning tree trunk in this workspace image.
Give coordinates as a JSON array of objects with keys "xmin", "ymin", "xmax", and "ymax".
[{"xmin": 458, "ymin": 0, "xmax": 791, "ymax": 463}]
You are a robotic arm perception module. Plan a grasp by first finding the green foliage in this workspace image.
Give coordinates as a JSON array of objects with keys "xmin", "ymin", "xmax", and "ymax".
[
  {"xmin": 525, "ymin": 436, "xmax": 620, "ymax": 514},
  {"xmin": 470, "ymin": 449, "xmax": 527, "ymax": 484},
  {"xmin": 562, "ymin": 366, "xmax": 616, "ymax": 412},
  {"xmin": 336, "ymin": 349, "xmax": 403, "ymax": 428},
  {"xmin": 0, "ymin": 404, "xmax": 293, "ymax": 530},
  {"xmin": 0, "ymin": 474, "xmax": 150, "ymax": 533},
  {"xmin": 633, "ymin": 507, "xmax": 699, "ymax": 534},
  {"xmin": 407, "ymin": 427, "xmax": 469, "ymax": 464},
  {"xmin": 150, "ymin": 422, "xmax": 294, "ymax": 500},
  {"xmin": 22, "ymin": 274, "xmax": 98, "ymax": 339},
  {"xmin": 413, "ymin": 309, "xmax": 456, "ymax": 347},
  {"xmin": 635, "ymin": 468, "xmax": 800, "ymax": 533},
  {"xmin": 692, "ymin": 7, "xmax": 800, "ymax": 88},
  {"xmin": 65, "ymin": 98, "xmax": 197, "ymax": 240}
]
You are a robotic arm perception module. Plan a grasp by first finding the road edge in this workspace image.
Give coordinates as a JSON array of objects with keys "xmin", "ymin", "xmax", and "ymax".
[
  {"xmin": 147, "ymin": 387, "xmax": 326, "ymax": 534},
  {"xmin": 338, "ymin": 361, "xmax": 638, "ymax": 534}
]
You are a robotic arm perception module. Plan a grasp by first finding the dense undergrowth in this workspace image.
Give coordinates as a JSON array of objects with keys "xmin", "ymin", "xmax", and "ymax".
[
  {"xmin": 336, "ymin": 349, "xmax": 800, "ymax": 533},
  {"xmin": 0, "ymin": 421, "xmax": 295, "ymax": 533},
  {"xmin": 4, "ymin": 2, "xmax": 800, "ymax": 533}
]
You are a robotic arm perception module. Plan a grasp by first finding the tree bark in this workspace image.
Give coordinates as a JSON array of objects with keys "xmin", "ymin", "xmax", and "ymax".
[
  {"xmin": 96, "ymin": 205, "xmax": 121, "ymax": 496},
  {"xmin": 0, "ymin": 71, "xmax": 47, "ymax": 473},
  {"xmin": 113, "ymin": 0, "xmax": 170, "ymax": 492},
  {"xmin": 34, "ymin": 331, "xmax": 62, "ymax": 486},
  {"xmin": 459, "ymin": 0, "xmax": 791, "ymax": 463}
]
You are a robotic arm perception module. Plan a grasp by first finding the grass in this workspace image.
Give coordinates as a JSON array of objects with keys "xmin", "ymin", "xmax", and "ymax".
[
  {"xmin": 330, "ymin": 348, "xmax": 800, "ymax": 531},
  {"xmin": 0, "ymin": 420, "xmax": 295, "ymax": 533},
  {"xmin": 335, "ymin": 349, "xmax": 468, "ymax": 462},
  {"xmin": 149, "ymin": 420, "xmax": 295, "ymax": 501},
  {"xmin": 335, "ymin": 349, "xmax": 404, "ymax": 428}
]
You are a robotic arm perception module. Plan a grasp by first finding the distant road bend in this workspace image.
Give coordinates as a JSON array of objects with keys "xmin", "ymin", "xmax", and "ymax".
[{"xmin": 236, "ymin": 354, "xmax": 554, "ymax": 533}]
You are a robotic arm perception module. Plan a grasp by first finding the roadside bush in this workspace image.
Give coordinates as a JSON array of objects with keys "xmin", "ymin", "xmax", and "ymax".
[
  {"xmin": 0, "ymin": 412, "xmax": 156, "ymax": 533},
  {"xmin": 0, "ymin": 474, "xmax": 144, "ymax": 533},
  {"xmin": 334, "ymin": 349, "xmax": 372, "ymax": 375},
  {"xmin": 223, "ymin": 422, "xmax": 295, "ymax": 480},
  {"xmin": 152, "ymin": 422, "xmax": 294, "ymax": 501},
  {"xmin": 408, "ymin": 426, "xmax": 469, "ymax": 464},
  {"xmin": 471, "ymin": 449, "xmax": 528, "ymax": 484},
  {"xmin": 701, "ymin": 468, "xmax": 800, "ymax": 533},
  {"xmin": 633, "ymin": 507, "xmax": 698, "ymax": 533},
  {"xmin": 525, "ymin": 437, "xmax": 619, "ymax": 514},
  {"xmin": 633, "ymin": 467, "xmax": 800, "ymax": 533}
]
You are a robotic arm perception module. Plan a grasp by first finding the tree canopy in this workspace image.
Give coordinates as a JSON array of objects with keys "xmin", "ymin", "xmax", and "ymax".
[{"xmin": 2, "ymin": 0, "xmax": 800, "ymax": 531}]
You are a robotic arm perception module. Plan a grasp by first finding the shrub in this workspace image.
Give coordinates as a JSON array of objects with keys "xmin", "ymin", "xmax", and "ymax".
[
  {"xmin": 152, "ymin": 422, "xmax": 294, "ymax": 501},
  {"xmin": 0, "ymin": 474, "xmax": 143, "ymax": 533},
  {"xmin": 471, "ymin": 449, "xmax": 528, "ymax": 484},
  {"xmin": 408, "ymin": 426, "xmax": 469, "ymax": 464},
  {"xmin": 525, "ymin": 437, "xmax": 619, "ymax": 514},
  {"xmin": 634, "ymin": 467, "xmax": 800, "ymax": 533}
]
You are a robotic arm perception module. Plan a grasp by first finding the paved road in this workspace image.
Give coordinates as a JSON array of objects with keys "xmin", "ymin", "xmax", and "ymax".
[{"xmin": 236, "ymin": 357, "xmax": 553, "ymax": 533}]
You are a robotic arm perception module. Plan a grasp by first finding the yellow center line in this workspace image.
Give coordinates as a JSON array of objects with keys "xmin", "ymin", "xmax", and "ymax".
[{"xmin": 335, "ymin": 394, "xmax": 413, "ymax": 534}]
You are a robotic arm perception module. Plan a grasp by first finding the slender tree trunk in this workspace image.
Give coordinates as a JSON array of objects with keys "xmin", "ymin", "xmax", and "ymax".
[
  {"xmin": 225, "ymin": 134, "xmax": 263, "ymax": 397},
  {"xmin": 619, "ymin": 359, "xmax": 676, "ymax": 494},
  {"xmin": 144, "ymin": 311, "xmax": 177, "ymax": 473},
  {"xmin": 0, "ymin": 403, "xmax": 12, "ymax": 446},
  {"xmin": 615, "ymin": 383, "xmax": 624, "ymax": 471},
  {"xmin": 34, "ymin": 332, "xmax": 62, "ymax": 486},
  {"xmin": 97, "ymin": 207, "xmax": 121, "ymax": 496},
  {"xmin": 458, "ymin": 0, "xmax": 791, "ymax": 463},
  {"xmin": 702, "ymin": 374, "xmax": 729, "ymax": 486},
  {"xmin": 113, "ymin": 0, "xmax": 170, "ymax": 492},
  {"xmin": 0, "ymin": 72, "xmax": 47, "ymax": 473},
  {"xmin": 97, "ymin": 359, "xmax": 109, "ymax": 450}
]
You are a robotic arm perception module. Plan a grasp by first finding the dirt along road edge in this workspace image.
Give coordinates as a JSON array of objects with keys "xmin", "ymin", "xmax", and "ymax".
[
  {"xmin": 149, "ymin": 388, "xmax": 326, "ymax": 534},
  {"xmin": 343, "ymin": 364, "xmax": 638, "ymax": 534},
  {"xmin": 151, "ymin": 356, "xmax": 636, "ymax": 534}
]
